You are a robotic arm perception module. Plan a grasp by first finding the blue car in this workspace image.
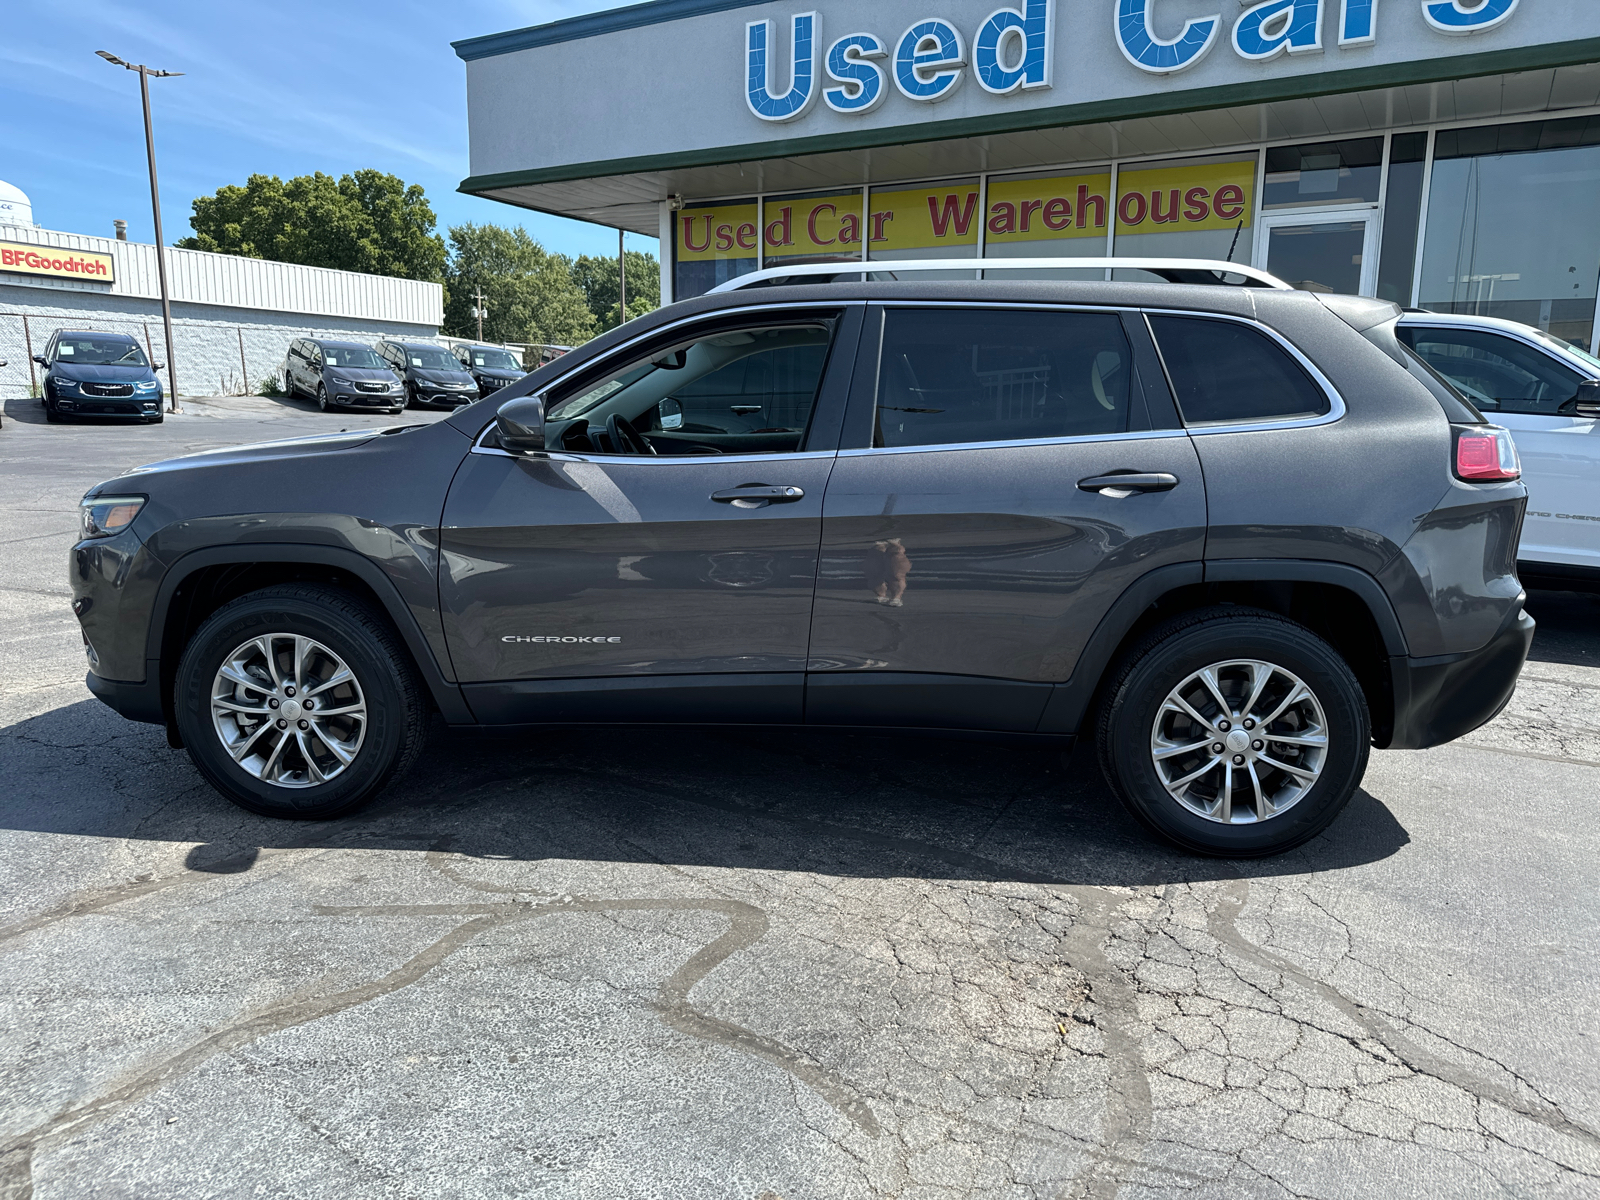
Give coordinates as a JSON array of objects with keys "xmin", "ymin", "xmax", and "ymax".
[{"xmin": 36, "ymin": 330, "xmax": 164, "ymax": 424}]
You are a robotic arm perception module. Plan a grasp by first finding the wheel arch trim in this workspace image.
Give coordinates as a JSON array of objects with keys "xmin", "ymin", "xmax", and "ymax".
[{"xmin": 148, "ymin": 543, "xmax": 474, "ymax": 725}]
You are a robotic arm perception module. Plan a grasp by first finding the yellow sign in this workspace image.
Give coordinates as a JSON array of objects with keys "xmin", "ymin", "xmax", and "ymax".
[
  {"xmin": 675, "ymin": 160, "xmax": 1256, "ymax": 265},
  {"xmin": 0, "ymin": 240, "xmax": 116, "ymax": 283},
  {"xmin": 987, "ymin": 172, "xmax": 1112, "ymax": 242},
  {"xmin": 1114, "ymin": 161, "xmax": 1255, "ymax": 234}
]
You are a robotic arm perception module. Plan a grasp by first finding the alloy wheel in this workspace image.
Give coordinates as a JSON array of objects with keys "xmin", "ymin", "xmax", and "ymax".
[
  {"xmin": 210, "ymin": 633, "xmax": 367, "ymax": 788},
  {"xmin": 1149, "ymin": 659, "xmax": 1328, "ymax": 824}
]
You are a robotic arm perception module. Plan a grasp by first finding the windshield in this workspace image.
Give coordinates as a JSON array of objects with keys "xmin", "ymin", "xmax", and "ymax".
[
  {"xmin": 472, "ymin": 349, "xmax": 522, "ymax": 372},
  {"xmin": 323, "ymin": 347, "xmax": 384, "ymax": 370},
  {"xmin": 56, "ymin": 337, "xmax": 148, "ymax": 367},
  {"xmin": 401, "ymin": 347, "xmax": 459, "ymax": 371},
  {"xmin": 1535, "ymin": 331, "xmax": 1600, "ymax": 374}
]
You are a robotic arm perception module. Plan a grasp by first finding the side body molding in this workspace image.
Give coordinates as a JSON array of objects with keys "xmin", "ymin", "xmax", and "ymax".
[{"xmin": 147, "ymin": 543, "xmax": 474, "ymax": 725}]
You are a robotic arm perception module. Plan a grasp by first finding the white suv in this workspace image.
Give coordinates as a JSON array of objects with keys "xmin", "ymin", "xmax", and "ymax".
[{"xmin": 1399, "ymin": 313, "xmax": 1600, "ymax": 582}]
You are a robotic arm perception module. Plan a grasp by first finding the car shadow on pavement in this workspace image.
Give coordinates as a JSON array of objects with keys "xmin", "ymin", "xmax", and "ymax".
[
  {"xmin": 3, "ymin": 397, "xmax": 49, "ymax": 425},
  {"xmin": 1523, "ymin": 586, "xmax": 1600, "ymax": 668},
  {"xmin": 0, "ymin": 697, "xmax": 1410, "ymax": 890}
]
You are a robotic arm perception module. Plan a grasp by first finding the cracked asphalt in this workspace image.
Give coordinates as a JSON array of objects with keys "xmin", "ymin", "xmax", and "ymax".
[{"xmin": 1, "ymin": 392, "xmax": 1598, "ymax": 1199}]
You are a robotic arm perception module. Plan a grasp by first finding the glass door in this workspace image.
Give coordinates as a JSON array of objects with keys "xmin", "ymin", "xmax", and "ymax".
[{"xmin": 1256, "ymin": 209, "xmax": 1379, "ymax": 296}]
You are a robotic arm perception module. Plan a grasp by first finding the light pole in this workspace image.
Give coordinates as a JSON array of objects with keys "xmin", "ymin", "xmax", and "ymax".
[
  {"xmin": 472, "ymin": 287, "xmax": 488, "ymax": 341},
  {"xmin": 618, "ymin": 228, "xmax": 627, "ymax": 327},
  {"xmin": 96, "ymin": 50, "xmax": 183, "ymax": 414}
]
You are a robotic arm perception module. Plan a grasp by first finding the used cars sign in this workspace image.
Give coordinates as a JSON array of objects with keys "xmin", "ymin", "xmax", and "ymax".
[{"xmin": 0, "ymin": 240, "xmax": 115, "ymax": 283}]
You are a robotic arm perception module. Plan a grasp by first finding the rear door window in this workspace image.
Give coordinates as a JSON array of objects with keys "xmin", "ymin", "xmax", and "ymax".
[
  {"xmin": 1148, "ymin": 315, "xmax": 1331, "ymax": 426},
  {"xmin": 873, "ymin": 308, "xmax": 1132, "ymax": 448},
  {"xmin": 1398, "ymin": 326, "xmax": 1583, "ymax": 416}
]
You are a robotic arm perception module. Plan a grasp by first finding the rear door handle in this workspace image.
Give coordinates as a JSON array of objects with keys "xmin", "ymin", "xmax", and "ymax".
[
  {"xmin": 711, "ymin": 484, "xmax": 806, "ymax": 507},
  {"xmin": 1076, "ymin": 472, "xmax": 1180, "ymax": 497}
]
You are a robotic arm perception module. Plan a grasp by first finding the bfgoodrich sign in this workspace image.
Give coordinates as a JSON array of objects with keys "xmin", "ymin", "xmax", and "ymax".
[
  {"xmin": 747, "ymin": 1, "xmax": 1525, "ymax": 121},
  {"xmin": 0, "ymin": 240, "xmax": 115, "ymax": 283}
]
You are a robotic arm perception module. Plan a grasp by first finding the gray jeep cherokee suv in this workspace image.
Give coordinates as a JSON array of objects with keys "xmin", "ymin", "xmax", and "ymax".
[{"xmin": 70, "ymin": 278, "xmax": 1533, "ymax": 857}]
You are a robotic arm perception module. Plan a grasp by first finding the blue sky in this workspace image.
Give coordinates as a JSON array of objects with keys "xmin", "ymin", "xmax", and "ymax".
[{"xmin": 1, "ymin": 0, "xmax": 656, "ymax": 263}]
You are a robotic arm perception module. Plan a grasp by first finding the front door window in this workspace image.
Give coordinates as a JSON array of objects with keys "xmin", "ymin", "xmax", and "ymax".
[{"xmin": 1399, "ymin": 327, "xmax": 1583, "ymax": 415}]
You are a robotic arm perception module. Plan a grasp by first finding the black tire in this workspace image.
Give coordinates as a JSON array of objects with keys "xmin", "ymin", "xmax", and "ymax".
[
  {"xmin": 282, "ymin": 370, "xmax": 297, "ymax": 399},
  {"xmin": 173, "ymin": 584, "xmax": 427, "ymax": 819},
  {"xmin": 146, "ymin": 413, "xmax": 164, "ymax": 424},
  {"xmin": 404, "ymin": 384, "xmax": 419, "ymax": 410},
  {"xmin": 317, "ymin": 384, "xmax": 330, "ymax": 413},
  {"xmin": 1096, "ymin": 607, "xmax": 1370, "ymax": 858},
  {"xmin": 45, "ymin": 405, "xmax": 64, "ymax": 424}
]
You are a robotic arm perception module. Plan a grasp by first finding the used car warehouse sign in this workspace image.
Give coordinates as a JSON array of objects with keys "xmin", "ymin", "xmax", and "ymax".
[
  {"xmin": 677, "ymin": 159, "xmax": 1254, "ymax": 261},
  {"xmin": 0, "ymin": 240, "xmax": 115, "ymax": 283},
  {"xmin": 746, "ymin": 0, "xmax": 1522, "ymax": 120}
]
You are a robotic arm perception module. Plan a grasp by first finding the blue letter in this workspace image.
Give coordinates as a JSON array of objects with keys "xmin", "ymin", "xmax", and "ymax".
[
  {"xmin": 1339, "ymin": 0, "xmax": 1377, "ymax": 45},
  {"xmin": 1422, "ymin": 0, "xmax": 1517, "ymax": 35},
  {"xmin": 894, "ymin": 19, "xmax": 966, "ymax": 102},
  {"xmin": 1114, "ymin": 0, "xmax": 1220, "ymax": 75},
  {"xmin": 1233, "ymin": 0, "xmax": 1323, "ymax": 60},
  {"xmin": 825, "ymin": 33, "xmax": 888, "ymax": 114},
  {"xmin": 747, "ymin": 12, "xmax": 819, "ymax": 122},
  {"xmin": 974, "ymin": 0, "xmax": 1054, "ymax": 95}
]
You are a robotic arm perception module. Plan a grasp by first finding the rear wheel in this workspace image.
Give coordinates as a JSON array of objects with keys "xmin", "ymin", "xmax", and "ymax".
[
  {"xmin": 174, "ymin": 585, "xmax": 426, "ymax": 818},
  {"xmin": 1096, "ymin": 608, "xmax": 1369, "ymax": 857}
]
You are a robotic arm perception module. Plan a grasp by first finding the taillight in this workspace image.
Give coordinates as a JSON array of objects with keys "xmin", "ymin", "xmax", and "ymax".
[{"xmin": 1454, "ymin": 425, "xmax": 1521, "ymax": 482}]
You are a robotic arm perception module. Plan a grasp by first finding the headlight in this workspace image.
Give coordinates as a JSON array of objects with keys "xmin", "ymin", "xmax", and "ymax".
[
  {"xmin": 79, "ymin": 495, "xmax": 146, "ymax": 540},
  {"xmin": 55, "ymin": 379, "xmax": 80, "ymax": 392},
  {"xmin": 135, "ymin": 381, "xmax": 159, "ymax": 391}
]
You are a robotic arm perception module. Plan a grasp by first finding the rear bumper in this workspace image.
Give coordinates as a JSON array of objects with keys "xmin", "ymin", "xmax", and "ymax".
[
  {"xmin": 85, "ymin": 670, "xmax": 164, "ymax": 725},
  {"xmin": 1386, "ymin": 605, "xmax": 1535, "ymax": 750}
]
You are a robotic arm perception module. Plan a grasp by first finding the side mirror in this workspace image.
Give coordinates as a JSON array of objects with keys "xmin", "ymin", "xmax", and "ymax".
[
  {"xmin": 496, "ymin": 394, "xmax": 546, "ymax": 452},
  {"xmin": 1573, "ymin": 379, "xmax": 1600, "ymax": 420},
  {"xmin": 153, "ymin": 363, "xmax": 165, "ymax": 371},
  {"xmin": 658, "ymin": 397, "xmax": 684, "ymax": 430},
  {"xmin": 33, "ymin": 355, "xmax": 46, "ymax": 366}
]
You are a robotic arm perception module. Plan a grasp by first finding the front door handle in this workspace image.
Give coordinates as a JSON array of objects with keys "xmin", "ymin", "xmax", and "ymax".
[
  {"xmin": 711, "ymin": 484, "xmax": 805, "ymax": 508},
  {"xmin": 1077, "ymin": 472, "xmax": 1179, "ymax": 497}
]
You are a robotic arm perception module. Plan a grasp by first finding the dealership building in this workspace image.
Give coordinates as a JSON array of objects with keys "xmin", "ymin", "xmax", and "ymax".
[{"xmin": 455, "ymin": 0, "xmax": 1600, "ymax": 353}]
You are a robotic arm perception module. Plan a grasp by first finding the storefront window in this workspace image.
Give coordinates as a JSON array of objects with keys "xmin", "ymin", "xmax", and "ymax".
[
  {"xmin": 761, "ymin": 190, "xmax": 867, "ymax": 266},
  {"xmin": 1263, "ymin": 138, "xmax": 1382, "ymax": 210},
  {"xmin": 1420, "ymin": 118, "xmax": 1600, "ymax": 348},
  {"xmin": 867, "ymin": 179, "xmax": 979, "ymax": 278},
  {"xmin": 1376, "ymin": 132, "xmax": 1428, "ymax": 305},
  {"xmin": 983, "ymin": 169, "xmax": 1111, "ymax": 277},
  {"xmin": 1113, "ymin": 155, "xmax": 1257, "ymax": 277},
  {"xmin": 674, "ymin": 199, "xmax": 758, "ymax": 300}
]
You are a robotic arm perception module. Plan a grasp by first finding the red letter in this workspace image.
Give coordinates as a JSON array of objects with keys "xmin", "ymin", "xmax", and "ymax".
[
  {"xmin": 1151, "ymin": 190, "xmax": 1181, "ymax": 224},
  {"xmin": 1118, "ymin": 192, "xmax": 1147, "ymax": 227},
  {"xmin": 838, "ymin": 213, "xmax": 861, "ymax": 244},
  {"xmin": 871, "ymin": 211, "xmax": 894, "ymax": 242},
  {"xmin": 1018, "ymin": 198, "xmax": 1043, "ymax": 233},
  {"xmin": 1214, "ymin": 185, "xmax": 1245, "ymax": 221},
  {"xmin": 1183, "ymin": 187, "xmax": 1211, "ymax": 221},
  {"xmin": 714, "ymin": 224, "xmax": 735, "ymax": 251},
  {"xmin": 736, "ymin": 223, "xmax": 757, "ymax": 250},
  {"xmin": 987, "ymin": 202, "xmax": 1016, "ymax": 235},
  {"xmin": 927, "ymin": 192, "xmax": 978, "ymax": 238},
  {"xmin": 1042, "ymin": 198, "xmax": 1072, "ymax": 231},
  {"xmin": 807, "ymin": 203, "xmax": 837, "ymax": 247},
  {"xmin": 682, "ymin": 216, "xmax": 712, "ymax": 253},
  {"xmin": 765, "ymin": 206, "xmax": 794, "ymax": 248},
  {"xmin": 1077, "ymin": 185, "xmax": 1106, "ymax": 229}
]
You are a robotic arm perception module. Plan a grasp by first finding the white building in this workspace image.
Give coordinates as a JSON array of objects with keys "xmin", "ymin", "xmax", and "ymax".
[{"xmin": 0, "ymin": 206, "xmax": 443, "ymax": 399}]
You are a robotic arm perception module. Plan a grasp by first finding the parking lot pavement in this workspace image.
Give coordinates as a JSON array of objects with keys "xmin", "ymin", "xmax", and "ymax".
[{"xmin": 1, "ymin": 399, "xmax": 1597, "ymax": 1200}]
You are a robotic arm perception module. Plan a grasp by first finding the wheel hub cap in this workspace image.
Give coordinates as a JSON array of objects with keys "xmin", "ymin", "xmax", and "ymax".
[
  {"xmin": 209, "ymin": 633, "xmax": 366, "ymax": 789},
  {"xmin": 1150, "ymin": 659, "xmax": 1329, "ymax": 825}
]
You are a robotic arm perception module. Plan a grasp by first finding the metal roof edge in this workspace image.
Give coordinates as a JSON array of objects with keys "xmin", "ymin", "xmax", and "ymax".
[
  {"xmin": 452, "ymin": 0, "xmax": 767, "ymax": 61},
  {"xmin": 458, "ymin": 37, "xmax": 1600, "ymax": 194}
]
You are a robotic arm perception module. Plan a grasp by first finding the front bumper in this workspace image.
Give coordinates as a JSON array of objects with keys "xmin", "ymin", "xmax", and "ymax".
[
  {"xmin": 86, "ymin": 670, "xmax": 164, "ymax": 724},
  {"xmin": 331, "ymin": 389, "xmax": 402, "ymax": 408},
  {"xmin": 1386, "ymin": 604, "xmax": 1535, "ymax": 750}
]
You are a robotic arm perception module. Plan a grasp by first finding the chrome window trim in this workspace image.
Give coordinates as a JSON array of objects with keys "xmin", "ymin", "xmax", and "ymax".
[
  {"xmin": 469, "ymin": 432, "xmax": 837, "ymax": 466},
  {"xmin": 836, "ymin": 429, "xmax": 1189, "ymax": 458},
  {"xmin": 1140, "ymin": 307, "xmax": 1348, "ymax": 435}
]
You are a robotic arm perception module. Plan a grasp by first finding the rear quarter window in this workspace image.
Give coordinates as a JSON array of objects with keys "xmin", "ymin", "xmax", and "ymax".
[{"xmin": 1148, "ymin": 315, "xmax": 1331, "ymax": 426}]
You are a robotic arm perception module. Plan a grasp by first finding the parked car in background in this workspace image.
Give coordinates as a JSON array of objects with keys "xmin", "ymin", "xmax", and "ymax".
[
  {"xmin": 1398, "ymin": 313, "xmax": 1600, "ymax": 584},
  {"xmin": 451, "ymin": 343, "xmax": 528, "ymax": 398},
  {"xmin": 374, "ymin": 340, "xmax": 479, "ymax": 409},
  {"xmin": 283, "ymin": 338, "xmax": 404, "ymax": 414},
  {"xmin": 35, "ymin": 332, "xmax": 163, "ymax": 424}
]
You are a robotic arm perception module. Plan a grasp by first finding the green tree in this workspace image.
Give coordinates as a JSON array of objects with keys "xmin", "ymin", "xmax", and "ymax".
[
  {"xmin": 442, "ymin": 223, "xmax": 595, "ymax": 348},
  {"xmin": 571, "ymin": 249, "xmax": 660, "ymax": 333},
  {"xmin": 177, "ymin": 170, "xmax": 446, "ymax": 282}
]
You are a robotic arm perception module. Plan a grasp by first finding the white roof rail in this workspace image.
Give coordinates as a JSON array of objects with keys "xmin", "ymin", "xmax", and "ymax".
[{"xmin": 709, "ymin": 257, "xmax": 1292, "ymax": 294}]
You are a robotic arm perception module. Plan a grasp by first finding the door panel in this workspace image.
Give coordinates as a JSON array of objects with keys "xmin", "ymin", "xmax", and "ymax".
[
  {"xmin": 439, "ymin": 451, "xmax": 836, "ymax": 685},
  {"xmin": 1497, "ymin": 412, "xmax": 1600, "ymax": 568}
]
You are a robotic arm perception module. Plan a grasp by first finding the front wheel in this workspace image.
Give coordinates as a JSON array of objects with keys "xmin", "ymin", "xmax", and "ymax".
[
  {"xmin": 317, "ymin": 384, "xmax": 330, "ymax": 413},
  {"xmin": 1096, "ymin": 608, "xmax": 1370, "ymax": 858},
  {"xmin": 173, "ymin": 585, "xmax": 427, "ymax": 818}
]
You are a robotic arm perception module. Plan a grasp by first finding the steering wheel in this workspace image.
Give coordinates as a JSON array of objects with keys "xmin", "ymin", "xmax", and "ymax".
[{"xmin": 607, "ymin": 412, "xmax": 656, "ymax": 455}]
